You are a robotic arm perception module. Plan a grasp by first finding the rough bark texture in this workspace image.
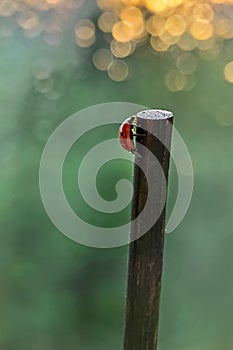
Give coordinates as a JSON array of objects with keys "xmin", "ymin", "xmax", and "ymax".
[{"xmin": 124, "ymin": 110, "xmax": 173, "ymax": 350}]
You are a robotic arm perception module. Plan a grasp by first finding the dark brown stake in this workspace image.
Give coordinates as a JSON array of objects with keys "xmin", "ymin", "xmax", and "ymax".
[{"xmin": 123, "ymin": 110, "xmax": 173, "ymax": 350}]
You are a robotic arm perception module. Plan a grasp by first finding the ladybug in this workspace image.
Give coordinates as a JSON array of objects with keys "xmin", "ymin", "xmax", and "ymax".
[{"xmin": 119, "ymin": 117, "xmax": 135, "ymax": 153}]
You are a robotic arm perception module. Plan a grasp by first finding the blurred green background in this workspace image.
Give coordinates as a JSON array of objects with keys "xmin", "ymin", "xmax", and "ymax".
[{"xmin": 1, "ymin": 1, "xmax": 233, "ymax": 349}]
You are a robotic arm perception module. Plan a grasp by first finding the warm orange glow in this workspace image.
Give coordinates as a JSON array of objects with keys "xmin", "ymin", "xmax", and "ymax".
[
  {"xmin": 94, "ymin": 0, "xmax": 233, "ymax": 63},
  {"xmin": 146, "ymin": 0, "xmax": 183, "ymax": 13},
  {"xmin": 98, "ymin": 12, "xmax": 118, "ymax": 33},
  {"xmin": 120, "ymin": 6, "xmax": 145, "ymax": 38},
  {"xmin": 1, "ymin": 0, "xmax": 233, "ymax": 85},
  {"xmin": 146, "ymin": 15, "xmax": 165, "ymax": 36},
  {"xmin": 46, "ymin": 0, "xmax": 63, "ymax": 4},
  {"xmin": 112, "ymin": 21, "xmax": 134, "ymax": 42},
  {"xmin": 165, "ymin": 15, "xmax": 186, "ymax": 36},
  {"xmin": 190, "ymin": 19, "xmax": 213, "ymax": 41}
]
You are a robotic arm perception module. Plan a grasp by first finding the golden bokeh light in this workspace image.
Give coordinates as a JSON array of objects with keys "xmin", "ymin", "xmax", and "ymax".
[
  {"xmin": 108, "ymin": 59, "xmax": 129, "ymax": 81},
  {"xmin": 224, "ymin": 61, "xmax": 233, "ymax": 83},
  {"xmin": 120, "ymin": 5, "xmax": 142, "ymax": 22},
  {"xmin": 111, "ymin": 40, "xmax": 133, "ymax": 58},
  {"xmin": 92, "ymin": 49, "xmax": 113, "ymax": 71},
  {"xmin": 190, "ymin": 19, "xmax": 213, "ymax": 41},
  {"xmin": 150, "ymin": 36, "xmax": 169, "ymax": 52},
  {"xmin": 112, "ymin": 6, "xmax": 145, "ymax": 42},
  {"xmin": 75, "ymin": 19, "xmax": 96, "ymax": 48},
  {"xmin": 165, "ymin": 15, "xmax": 186, "ymax": 36},
  {"xmin": 193, "ymin": 3, "xmax": 214, "ymax": 21},
  {"xmin": 98, "ymin": 12, "xmax": 118, "ymax": 33},
  {"xmin": 75, "ymin": 19, "xmax": 95, "ymax": 35},
  {"xmin": 2, "ymin": 0, "xmax": 233, "ymax": 84},
  {"xmin": 122, "ymin": 0, "xmax": 141, "ymax": 5},
  {"xmin": 146, "ymin": 0, "xmax": 183, "ymax": 14},
  {"xmin": 97, "ymin": 0, "xmax": 122, "ymax": 11},
  {"xmin": 121, "ymin": 5, "xmax": 144, "ymax": 37},
  {"xmin": 95, "ymin": 0, "xmax": 233, "ymax": 61},
  {"xmin": 112, "ymin": 21, "xmax": 133, "ymax": 42},
  {"xmin": 46, "ymin": 0, "xmax": 63, "ymax": 4},
  {"xmin": 146, "ymin": 15, "xmax": 165, "ymax": 37},
  {"xmin": 159, "ymin": 30, "xmax": 180, "ymax": 45}
]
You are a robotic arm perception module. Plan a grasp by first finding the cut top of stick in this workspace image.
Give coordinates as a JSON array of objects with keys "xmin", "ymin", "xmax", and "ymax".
[{"xmin": 137, "ymin": 109, "xmax": 173, "ymax": 120}]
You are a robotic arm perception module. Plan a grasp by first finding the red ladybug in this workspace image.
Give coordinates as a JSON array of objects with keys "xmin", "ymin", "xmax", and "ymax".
[{"xmin": 119, "ymin": 117, "xmax": 135, "ymax": 153}]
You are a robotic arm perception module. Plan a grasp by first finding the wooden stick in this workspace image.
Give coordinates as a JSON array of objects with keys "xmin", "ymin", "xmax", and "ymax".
[{"xmin": 123, "ymin": 110, "xmax": 174, "ymax": 350}]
